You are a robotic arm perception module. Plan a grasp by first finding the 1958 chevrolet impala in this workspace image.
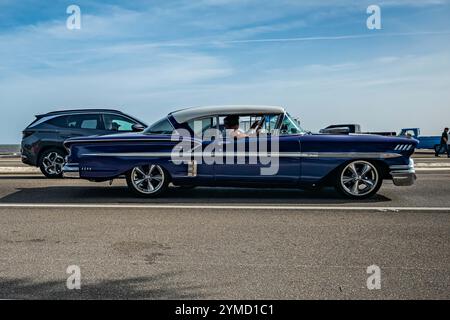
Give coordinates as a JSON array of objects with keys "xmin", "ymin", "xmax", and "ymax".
[{"xmin": 62, "ymin": 105, "xmax": 417, "ymax": 199}]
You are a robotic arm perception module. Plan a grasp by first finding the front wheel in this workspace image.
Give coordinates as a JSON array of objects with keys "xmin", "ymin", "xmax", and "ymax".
[
  {"xmin": 335, "ymin": 160, "xmax": 382, "ymax": 199},
  {"xmin": 126, "ymin": 164, "xmax": 169, "ymax": 197}
]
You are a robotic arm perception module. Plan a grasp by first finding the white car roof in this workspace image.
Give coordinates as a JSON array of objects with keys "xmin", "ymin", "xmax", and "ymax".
[{"xmin": 170, "ymin": 105, "xmax": 285, "ymax": 123}]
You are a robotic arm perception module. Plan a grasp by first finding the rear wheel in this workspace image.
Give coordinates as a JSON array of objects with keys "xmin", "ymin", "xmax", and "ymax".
[
  {"xmin": 39, "ymin": 149, "xmax": 66, "ymax": 178},
  {"xmin": 335, "ymin": 160, "xmax": 382, "ymax": 199},
  {"xmin": 126, "ymin": 164, "xmax": 169, "ymax": 197}
]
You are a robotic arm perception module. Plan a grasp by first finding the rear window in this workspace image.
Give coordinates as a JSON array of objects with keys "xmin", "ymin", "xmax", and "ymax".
[{"xmin": 47, "ymin": 116, "xmax": 69, "ymax": 128}]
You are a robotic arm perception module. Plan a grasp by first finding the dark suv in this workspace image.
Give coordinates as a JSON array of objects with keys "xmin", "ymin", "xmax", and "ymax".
[{"xmin": 21, "ymin": 109, "xmax": 147, "ymax": 178}]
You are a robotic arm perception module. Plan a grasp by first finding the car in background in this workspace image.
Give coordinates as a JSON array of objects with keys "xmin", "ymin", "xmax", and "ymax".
[
  {"xmin": 63, "ymin": 105, "xmax": 417, "ymax": 199},
  {"xmin": 320, "ymin": 124, "xmax": 396, "ymax": 136},
  {"xmin": 321, "ymin": 126, "xmax": 443, "ymax": 151},
  {"xmin": 398, "ymin": 128, "xmax": 442, "ymax": 151},
  {"xmin": 21, "ymin": 109, "xmax": 147, "ymax": 178}
]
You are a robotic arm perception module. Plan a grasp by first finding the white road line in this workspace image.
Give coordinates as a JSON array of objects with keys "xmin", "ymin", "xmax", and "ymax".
[
  {"xmin": 0, "ymin": 203, "xmax": 449, "ymax": 211},
  {"xmin": 416, "ymin": 168, "xmax": 450, "ymax": 171},
  {"xmin": 415, "ymin": 163, "xmax": 450, "ymax": 167},
  {"xmin": 0, "ymin": 167, "xmax": 39, "ymax": 174}
]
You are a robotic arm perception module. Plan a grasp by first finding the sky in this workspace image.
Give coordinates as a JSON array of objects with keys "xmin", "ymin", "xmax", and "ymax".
[{"xmin": 1, "ymin": 0, "xmax": 449, "ymax": 143}]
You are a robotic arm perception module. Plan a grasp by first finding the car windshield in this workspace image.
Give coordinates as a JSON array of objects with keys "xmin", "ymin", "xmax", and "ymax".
[{"xmin": 279, "ymin": 113, "xmax": 306, "ymax": 135}]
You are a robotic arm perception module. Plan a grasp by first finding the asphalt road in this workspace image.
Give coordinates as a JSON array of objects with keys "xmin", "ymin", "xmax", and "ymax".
[{"xmin": 0, "ymin": 172, "xmax": 449, "ymax": 299}]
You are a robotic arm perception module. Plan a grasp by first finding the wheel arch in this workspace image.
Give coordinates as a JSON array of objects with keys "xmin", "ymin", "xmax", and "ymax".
[
  {"xmin": 124, "ymin": 161, "xmax": 173, "ymax": 183},
  {"xmin": 37, "ymin": 144, "xmax": 67, "ymax": 164},
  {"xmin": 125, "ymin": 163, "xmax": 171, "ymax": 197},
  {"xmin": 318, "ymin": 158, "xmax": 389, "ymax": 187}
]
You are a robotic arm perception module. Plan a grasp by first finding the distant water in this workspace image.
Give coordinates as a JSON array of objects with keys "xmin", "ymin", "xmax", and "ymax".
[{"xmin": 0, "ymin": 144, "xmax": 20, "ymax": 155}]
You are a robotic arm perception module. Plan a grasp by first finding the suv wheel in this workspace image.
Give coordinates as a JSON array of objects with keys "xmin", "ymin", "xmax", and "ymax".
[{"xmin": 39, "ymin": 149, "xmax": 66, "ymax": 178}]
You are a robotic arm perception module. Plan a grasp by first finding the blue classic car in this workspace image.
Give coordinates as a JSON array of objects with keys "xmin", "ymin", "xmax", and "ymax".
[{"xmin": 62, "ymin": 105, "xmax": 417, "ymax": 199}]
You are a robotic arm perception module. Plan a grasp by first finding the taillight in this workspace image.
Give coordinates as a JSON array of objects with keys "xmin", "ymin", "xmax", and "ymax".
[{"xmin": 22, "ymin": 131, "xmax": 33, "ymax": 139}]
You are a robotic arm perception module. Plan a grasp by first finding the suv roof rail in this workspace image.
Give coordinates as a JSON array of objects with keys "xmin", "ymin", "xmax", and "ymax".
[{"xmin": 36, "ymin": 108, "xmax": 123, "ymax": 118}]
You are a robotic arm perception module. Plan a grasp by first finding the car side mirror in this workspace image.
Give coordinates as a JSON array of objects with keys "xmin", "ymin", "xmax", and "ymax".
[{"xmin": 132, "ymin": 124, "xmax": 146, "ymax": 132}]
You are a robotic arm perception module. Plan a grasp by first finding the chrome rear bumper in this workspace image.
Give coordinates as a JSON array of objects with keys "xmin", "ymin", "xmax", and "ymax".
[
  {"xmin": 390, "ymin": 159, "xmax": 416, "ymax": 186},
  {"xmin": 62, "ymin": 164, "xmax": 80, "ymax": 179}
]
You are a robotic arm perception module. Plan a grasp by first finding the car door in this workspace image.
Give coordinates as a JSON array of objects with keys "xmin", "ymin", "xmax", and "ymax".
[
  {"xmin": 213, "ymin": 114, "xmax": 301, "ymax": 185},
  {"xmin": 214, "ymin": 136, "xmax": 261, "ymax": 183},
  {"xmin": 214, "ymin": 134, "xmax": 300, "ymax": 185}
]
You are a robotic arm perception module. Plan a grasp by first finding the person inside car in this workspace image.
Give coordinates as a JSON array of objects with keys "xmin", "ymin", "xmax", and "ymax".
[
  {"xmin": 111, "ymin": 122, "xmax": 121, "ymax": 131},
  {"xmin": 224, "ymin": 115, "xmax": 248, "ymax": 139},
  {"xmin": 247, "ymin": 117, "xmax": 268, "ymax": 136}
]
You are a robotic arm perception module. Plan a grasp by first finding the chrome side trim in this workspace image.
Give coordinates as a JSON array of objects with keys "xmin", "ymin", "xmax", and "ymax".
[
  {"xmin": 297, "ymin": 152, "xmax": 402, "ymax": 159},
  {"xmin": 85, "ymin": 152, "xmax": 174, "ymax": 157},
  {"xmin": 66, "ymin": 138, "xmax": 188, "ymax": 144},
  {"xmin": 394, "ymin": 144, "xmax": 413, "ymax": 151},
  {"xmin": 64, "ymin": 136, "xmax": 202, "ymax": 145},
  {"xmin": 82, "ymin": 151, "xmax": 403, "ymax": 159}
]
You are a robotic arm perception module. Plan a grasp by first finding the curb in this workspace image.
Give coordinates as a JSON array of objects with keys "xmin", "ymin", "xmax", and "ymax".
[{"xmin": 0, "ymin": 167, "xmax": 40, "ymax": 174}]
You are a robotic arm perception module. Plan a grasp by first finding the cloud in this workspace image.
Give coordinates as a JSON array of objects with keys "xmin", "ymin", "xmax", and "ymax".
[{"xmin": 220, "ymin": 31, "xmax": 450, "ymax": 44}]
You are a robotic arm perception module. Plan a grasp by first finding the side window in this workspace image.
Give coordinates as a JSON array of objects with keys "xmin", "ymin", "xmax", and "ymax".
[
  {"xmin": 231, "ymin": 116, "xmax": 255, "ymax": 132},
  {"xmin": 80, "ymin": 119, "xmax": 98, "ymax": 129},
  {"xmin": 67, "ymin": 117, "xmax": 77, "ymax": 128},
  {"xmin": 104, "ymin": 114, "xmax": 136, "ymax": 132},
  {"xmin": 66, "ymin": 114, "xmax": 103, "ymax": 130},
  {"xmin": 218, "ymin": 114, "xmax": 280, "ymax": 136},
  {"xmin": 47, "ymin": 116, "xmax": 69, "ymax": 128},
  {"xmin": 145, "ymin": 118, "xmax": 174, "ymax": 134},
  {"xmin": 261, "ymin": 115, "xmax": 280, "ymax": 133},
  {"xmin": 187, "ymin": 117, "xmax": 217, "ymax": 138},
  {"xmin": 404, "ymin": 130, "xmax": 416, "ymax": 137}
]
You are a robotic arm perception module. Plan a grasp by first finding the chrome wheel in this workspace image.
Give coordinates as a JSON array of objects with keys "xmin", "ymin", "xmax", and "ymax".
[
  {"xmin": 340, "ymin": 161, "xmax": 379, "ymax": 197},
  {"xmin": 42, "ymin": 152, "xmax": 65, "ymax": 175},
  {"xmin": 130, "ymin": 165, "xmax": 165, "ymax": 195}
]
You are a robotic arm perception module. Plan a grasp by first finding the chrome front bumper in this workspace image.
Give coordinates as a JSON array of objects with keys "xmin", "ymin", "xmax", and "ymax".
[
  {"xmin": 390, "ymin": 159, "xmax": 416, "ymax": 186},
  {"xmin": 62, "ymin": 164, "xmax": 80, "ymax": 179}
]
